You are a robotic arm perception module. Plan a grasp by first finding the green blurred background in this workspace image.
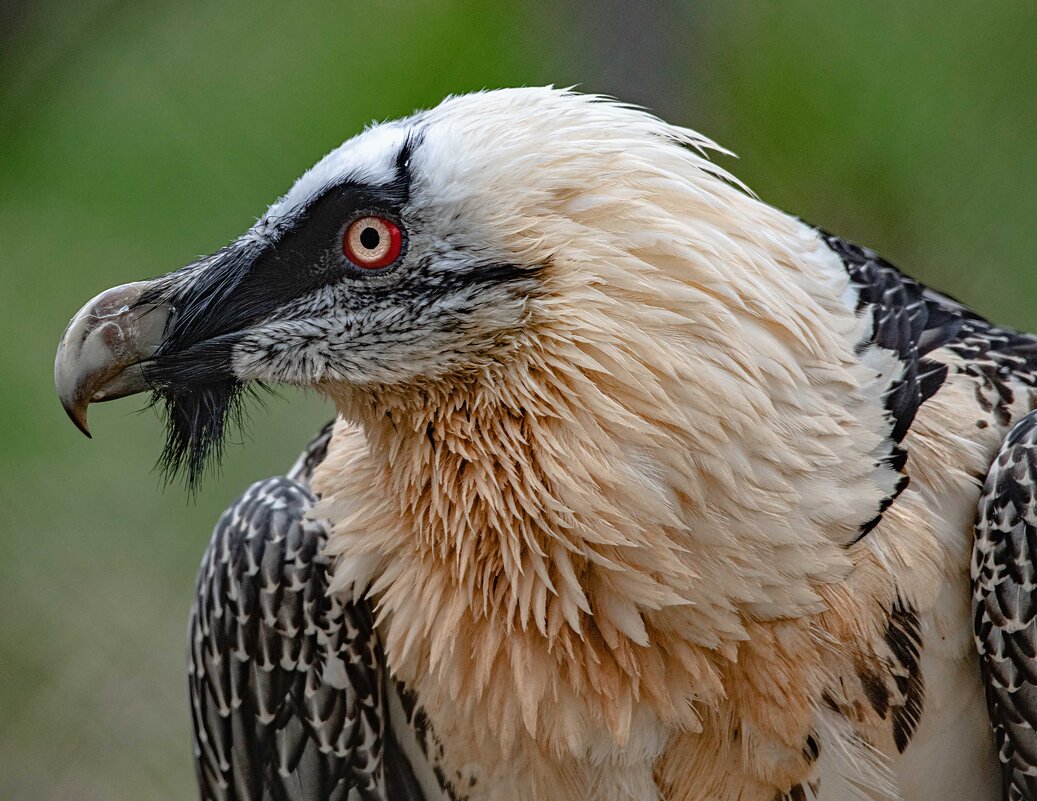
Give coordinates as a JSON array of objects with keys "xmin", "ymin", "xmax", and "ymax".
[{"xmin": 1, "ymin": 2, "xmax": 1034, "ymax": 798}]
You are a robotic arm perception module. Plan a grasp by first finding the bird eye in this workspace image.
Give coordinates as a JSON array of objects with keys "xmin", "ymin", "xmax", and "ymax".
[{"xmin": 343, "ymin": 215, "xmax": 403, "ymax": 270}]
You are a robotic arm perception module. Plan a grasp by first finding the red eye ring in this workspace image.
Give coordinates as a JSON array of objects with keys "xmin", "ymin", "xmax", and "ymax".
[{"xmin": 342, "ymin": 215, "xmax": 403, "ymax": 270}]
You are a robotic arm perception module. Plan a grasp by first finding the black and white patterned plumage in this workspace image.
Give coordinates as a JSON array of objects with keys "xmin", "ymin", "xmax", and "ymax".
[
  {"xmin": 974, "ymin": 410, "xmax": 1037, "ymax": 801},
  {"xmin": 188, "ymin": 422, "xmax": 429, "ymax": 801},
  {"xmin": 823, "ymin": 231, "xmax": 1037, "ymax": 531}
]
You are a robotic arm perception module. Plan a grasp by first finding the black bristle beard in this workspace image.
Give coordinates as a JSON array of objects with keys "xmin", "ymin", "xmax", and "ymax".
[{"xmin": 149, "ymin": 379, "xmax": 259, "ymax": 493}]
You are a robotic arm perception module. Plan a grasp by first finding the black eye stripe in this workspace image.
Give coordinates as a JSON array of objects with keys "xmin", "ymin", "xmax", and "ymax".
[{"xmin": 137, "ymin": 131, "xmax": 428, "ymax": 491}]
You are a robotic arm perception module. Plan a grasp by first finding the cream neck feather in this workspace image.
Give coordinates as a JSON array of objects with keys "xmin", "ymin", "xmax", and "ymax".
[{"xmin": 312, "ymin": 177, "xmax": 899, "ymax": 748}]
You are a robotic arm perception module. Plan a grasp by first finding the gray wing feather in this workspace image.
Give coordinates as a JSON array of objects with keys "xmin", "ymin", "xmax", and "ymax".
[
  {"xmin": 974, "ymin": 408, "xmax": 1037, "ymax": 801},
  {"xmin": 189, "ymin": 422, "xmax": 428, "ymax": 801}
]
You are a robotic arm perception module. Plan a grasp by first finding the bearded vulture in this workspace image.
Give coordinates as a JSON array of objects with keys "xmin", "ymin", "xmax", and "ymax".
[{"xmin": 55, "ymin": 88, "xmax": 1037, "ymax": 801}]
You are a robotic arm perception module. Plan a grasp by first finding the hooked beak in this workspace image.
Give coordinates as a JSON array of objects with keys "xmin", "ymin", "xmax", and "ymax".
[{"xmin": 54, "ymin": 281, "xmax": 171, "ymax": 437}]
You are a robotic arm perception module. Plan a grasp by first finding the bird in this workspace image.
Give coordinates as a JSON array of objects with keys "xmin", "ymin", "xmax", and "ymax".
[{"xmin": 53, "ymin": 87, "xmax": 1037, "ymax": 801}]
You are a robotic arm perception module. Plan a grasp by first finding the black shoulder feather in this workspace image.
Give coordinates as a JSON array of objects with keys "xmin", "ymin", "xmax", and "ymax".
[{"xmin": 820, "ymin": 230, "xmax": 1037, "ymax": 541}]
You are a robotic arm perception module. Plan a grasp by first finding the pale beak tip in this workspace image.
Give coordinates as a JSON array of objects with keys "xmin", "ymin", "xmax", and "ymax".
[{"xmin": 62, "ymin": 399, "xmax": 92, "ymax": 438}]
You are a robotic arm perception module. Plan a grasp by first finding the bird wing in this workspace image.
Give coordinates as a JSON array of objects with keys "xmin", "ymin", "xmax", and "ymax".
[
  {"xmin": 974, "ymin": 409, "xmax": 1037, "ymax": 801},
  {"xmin": 189, "ymin": 421, "xmax": 429, "ymax": 801}
]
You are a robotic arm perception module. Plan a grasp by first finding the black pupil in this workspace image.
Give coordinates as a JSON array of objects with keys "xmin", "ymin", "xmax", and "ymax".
[{"xmin": 359, "ymin": 226, "xmax": 380, "ymax": 250}]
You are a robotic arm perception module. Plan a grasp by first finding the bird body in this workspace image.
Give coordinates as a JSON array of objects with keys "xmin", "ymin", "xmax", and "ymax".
[{"xmin": 55, "ymin": 88, "xmax": 1037, "ymax": 800}]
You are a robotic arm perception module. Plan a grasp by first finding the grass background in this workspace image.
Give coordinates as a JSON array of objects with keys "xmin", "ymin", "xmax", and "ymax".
[{"xmin": 2, "ymin": 2, "xmax": 1035, "ymax": 798}]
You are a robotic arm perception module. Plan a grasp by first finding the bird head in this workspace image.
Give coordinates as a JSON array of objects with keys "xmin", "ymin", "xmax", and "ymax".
[{"xmin": 55, "ymin": 87, "xmax": 862, "ymax": 498}]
